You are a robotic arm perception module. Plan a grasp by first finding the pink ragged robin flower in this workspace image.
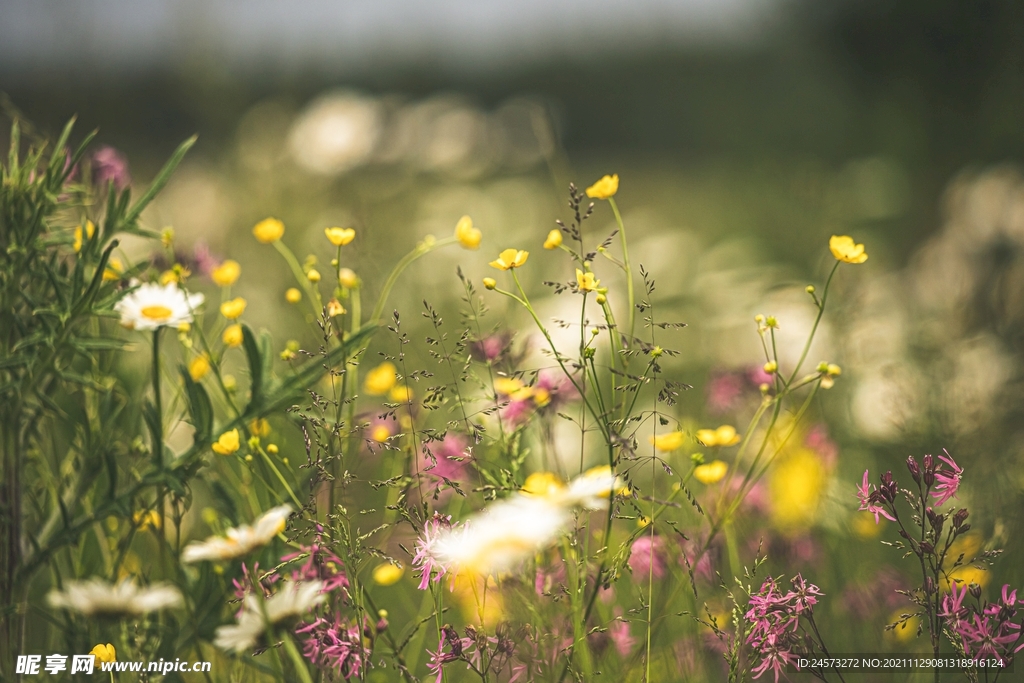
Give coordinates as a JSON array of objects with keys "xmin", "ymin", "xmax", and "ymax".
[
  {"xmin": 930, "ymin": 449, "xmax": 963, "ymax": 507},
  {"xmin": 856, "ymin": 470, "xmax": 896, "ymax": 524}
]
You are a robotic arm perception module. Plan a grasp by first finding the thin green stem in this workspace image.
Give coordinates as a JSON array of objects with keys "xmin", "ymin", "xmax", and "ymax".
[{"xmin": 607, "ymin": 198, "xmax": 635, "ymax": 340}]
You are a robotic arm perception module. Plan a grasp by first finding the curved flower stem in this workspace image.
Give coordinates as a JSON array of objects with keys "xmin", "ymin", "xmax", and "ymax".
[
  {"xmin": 607, "ymin": 198, "xmax": 635, "ymax": 340},
  {"xmin": 786, "ymin": 261, "xmax": 839, "ymax": 386}
]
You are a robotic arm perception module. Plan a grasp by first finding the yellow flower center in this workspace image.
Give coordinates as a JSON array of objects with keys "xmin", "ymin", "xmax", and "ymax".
[{"xmin": 140, "ymin": 305, "xmax": 173, "ymax": 321}]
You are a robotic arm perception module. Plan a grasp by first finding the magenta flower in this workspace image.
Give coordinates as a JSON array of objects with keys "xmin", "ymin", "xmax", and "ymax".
[
  {"xmin": 412, "ymin": 513, "xmax": 455, "ymax": 590},
  {"xmin": 628, "ymin": 535, "xmax": 667, "ymax": 580},
  {"xmin": 609, "ymin": 611, "xmax": 635, "ymax": 656},
  {"xmin": 856, "ymin": 470, "xmax": 896, "ymax": 523},
  {"xmin": 91, "ymin": 146, "xmax": 131, "ymax": 190},
  {"xmin": 930, "ymin": 450, "xmax": 963, "ymax": 507},
  {"xmin": 418, "ymin": 432, "xmax": 471, "ymax": 494},
  {"xmin": 706, "ymin": 370, "xmax": 746, "ymax": 413},
  {"xmin": 297, "ymin": 616, "xmax": 368, "ymax": 678}
]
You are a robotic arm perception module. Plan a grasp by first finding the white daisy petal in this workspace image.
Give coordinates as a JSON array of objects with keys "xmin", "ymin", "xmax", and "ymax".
[{"xmin": 182, "ymin": 505, "xmax": 293, "ymax": 563}]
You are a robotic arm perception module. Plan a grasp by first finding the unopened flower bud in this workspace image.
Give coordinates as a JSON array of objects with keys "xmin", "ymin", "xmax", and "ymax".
[
  {"xmin": 953, "ymin": 508, "xmax": 969, "ymax": 528},
  {"xmin": 755, "ymin": 314, "xmax": 765, "ymax": 324},
  {"xmin": 969, "ymin": 583, "xmax": 983, "ymax": 600},
  {"xmin": 920, "ymin": 541, "xmax": 934, "ymax": 554},
  {"xmin": 925, "ymin": 576, "xmax": 936, "ymax": 594},
  {"xmin": 805, "ymin": 285, "xmax": 815, "ymax": 294},
  {"xmin": 759, "ymin": 382, "xmax": 770, "ymax": 393},
  {"xmin": 690, "ymin": 452, "xmax": 705, "ymax": 465},
  {"xmin": 826, "ymin": 363, "xmax": 841, "ymax": 376},
  {"xmin": 763, "ymin": 360, "xmax": 778, "ymax": 374},
  {"xmin": 595, "ymin": 293, "xmax": 607, "ymax": 304},
  {"xmin": 307, "ymin": 268, "xmax": 321, "ymax": 283},
  {"xmin": 816, "ymin": 361, "xmax": 829, "ymax": 373},
  {"xmin": 483, "ymin": 277, "xmax": 497, "ymax": 290},
  {"xmin": 907, "ymin": 456, "xmax": 921, "ymax": 483}
]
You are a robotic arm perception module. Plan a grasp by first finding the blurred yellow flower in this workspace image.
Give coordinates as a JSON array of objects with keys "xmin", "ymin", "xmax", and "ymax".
[
  {"xmin": 133, "ymin": 509, "xmax": 161, "ymax": 531},
  {"xmin": 483, "ymin": 277, "xmax": 497, "ymax": 290},
  {"xmin": 325, "ymin": 227, "xmax": 356, "ymax": 246},
  {"xmin": 253, "ymin": 217, "xmax": 285, "ymax": 244},
  {"xmin": 212, "ymin": 260, "xmax": 241, "ymax": 287},
  {"xmin": 188, "ymin": 354, "xmax": 210, "ymax": 382},
  {"xmin": 327, "ymin": 298, "xmax": 346, "ymax": 317},
  {"xmin": 829, "ymin": 235, "xmax": 868, "ymax": 264},
  {"xmin": 89, "ymin": 643, "xmax": 116, "ymax": 664},
  {"xmin": 887, "ymin": 610, "xmax": 920, "ymax": 643},
  {"xmin": 220, "ymin": 297, "xmax": 247, "ymax": 320},
  {"xmin": 338, "ymin": 268, "xmax": 359, "ymax": 289},
  {"xmin": 575, "ymin": 269, "xmax": 599, "ymax": 292},
  {"xmin": 103, "ymin": 257, "xmax": 123, "ymax": 282},
  {"xmin": 372, "ymin": 563, "xmax": 404, "ymax": 586},
  {"xmin": 696, "ymin": 425, "xmax": 741, "ymax": 447},
  {"xmin": 250, "ymin": 418, "xmax": 271, "ymax": 437},
  {"xmin": 585, "ymin": 174, "xmax": 619, "ymax": 200},
  {"xmin": 694, "ymin": 460, "xmax": 728, "ymax": 485},
  {"xmin": 389, "ymin": 385, "xmax": 413, "ymax": 403},
  {"xmin": 73, "ymin": 220, "xmax": 96, "ymax": 252},
  {"xmin": 544, "ymin": 229, "xmax": 562, "ymax": 250},
  {"xmin": 532, "ymin": 388, "xmax": 550, "ymax": 407},
  {"xmin": 769, "ymin": 448, "xmax": 825, "ymax": 531},
  {"xmin": 852, "ymin": 513, "xmax": 883, "ymax": 539},
  {"xmin": 222, "ymin": 324, "xmax": 244, "ymax": 348},
  {"xmin": 489, "ymin": 248, "xmax": 529, "ymax": 270},
  {"xmin": 650, "ymin": 431, "xmax": 685, "ymax": 452},
  {"xmin": 371, "ymin": 425, "xmax": 391, "ymax": 443},
  {"xmin": 159, "ymin": 270, "xmax": 179, "ymax": 285},
  {"xmin": 212, "ymin": 429, "xmax": 241, "ymax": 455},
  {"xmin": 522, "ymin": 471, "xmax": 565, "ymax": 498},
  {"xmin": 454, "ymin": 215, "xmax": 482, "ymax": 250},
  {"xmin": 364, "ymin": 362, "xmax": 397, "ymax": 395},
  {"xmin": 285, "ymin": 288, "xmax": 302, "ymax": 304}
]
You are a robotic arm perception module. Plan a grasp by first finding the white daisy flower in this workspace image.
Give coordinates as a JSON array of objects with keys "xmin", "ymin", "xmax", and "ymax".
[
  {"xmin": 47, "ymin": 578, "xmax": 183, "ymax": 616},
  {"xmin": 214, "ymin": 580, "xmax": 325, "ymax": 653},
  {"xmin": 114, "ymin": 281, "xmax": 204, "ymax": 330},
  {"xmin": 562, "ymin": 465, "xmax": 625, "ymax": 510},
  {"xmin": 181, "ymin": 505, "xmax": 293, "ymax": 563}
]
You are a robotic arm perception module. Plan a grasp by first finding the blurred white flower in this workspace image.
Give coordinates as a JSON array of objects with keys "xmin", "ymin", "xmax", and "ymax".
[
  {"xmin": 182, "ymin": 505, "xmax": 292, "ymax": 563},
  {"xmin": 288, "ymin": 91, "xmax": 382, "ymax": 175},
  {"xmin": 563, "ymin": 465, "xmax": 624, "ymax": 510},
  {"xmin": 47, "ymin": 578, "xmax": 183, "ymax": 616},
  {"xmin": 114, "ymin": 282, "xmax": 204, "ymax": 331},
  {"xmin": 851, "ymin": 367, "xmax": 921, "ymax": 442},
  {"xmin": 214, "ymin": 581, "xmax": 324, "ymax": 653}
]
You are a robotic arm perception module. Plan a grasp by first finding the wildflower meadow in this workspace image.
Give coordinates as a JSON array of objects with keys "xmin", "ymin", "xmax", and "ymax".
[{"xmin": 1, "ymin": 111, "xmax": 1023, "ymax": 683}]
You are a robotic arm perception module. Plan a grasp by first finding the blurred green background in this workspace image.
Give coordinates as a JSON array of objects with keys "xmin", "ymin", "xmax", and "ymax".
[{"xmin": 4, "ymin": 0, "xmax": 1024, "ymax": 667}]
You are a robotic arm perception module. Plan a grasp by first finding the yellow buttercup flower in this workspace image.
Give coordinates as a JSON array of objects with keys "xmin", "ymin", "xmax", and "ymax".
[
  {"xmin": 769, "ymin": 448, "xmax": 825, "ymax": 530},
  {"xmin": 212, "ymin": 429, "xmax": 240, "ymax": 455},
  {"xmin": 133, "ymin": 509, "xmax": 162, "ymax": 531},
  {"xmin": 696, "ymin": 425, "xmax": 741, "ymax": 447},
  {"xmin": 325, "ymin": 227, "xmax": 356, "ymax": 246},
  {"xmin": 222, "ymin": 324, "xmax": 244, "ymax": 348},
  {"xmin": 575, "ymin": 269, "xmax": 599, "ymax": 292},
  {"xmin": 489, "ymin": 248, "xmax": 529, "ymax": 271},
  {"xmin": 364, "ymin": 362, "xmax": 397, "ymax": 395},
  {"xmin": 220, "ymin": 297, "xmax": 247, "ymax": 320},
  {"xmin": 694, "ymin": 460, "xmax": 729, "ymax": 485},
  {"xmin": 650, "ymin": 431, "xmax": 685, "ymax": 452},
  {"xmin": 188, "ymin": 354, "xmax": 211, "ymax": 381},
  {"xmin": 585, "ymin": 174, "xmax": 619, "ymax": 200},
  {"xmin": 829, "ymin": 235, "xmax": 868, "ymax": 264},
  {"xmin": 211, "ymin": 260, "xmax": 241, "ymax": 287},
  {"xmin": 389, "ymin": 385, "xmax": 414, "ymax": 403},
  {"xmin": 483, "ymin": 277, "xmax": 497, "ymax": 290},
  {"xmin": 522, "ymin": 471, "xmax": 565, "ymax": 498},
  {"xmin": 372, "ymin": 563, "xmax": 405, "ymax": 586},
  {"xmin": 544, "ymin": 229, "xmax": 563, "ymax": 250},
  {"xmin": 454, "ymin": 215, "xmax": 482, "ymax": 250},
  {"xmin": 250, "ymin": 418, "xmax": 271, "ymax": 437},
  {"xmin": 89, "ymin": 643, "xmax": 116, "ymax": 664},
  {"xmin": 371, "ymin": 424, "xmax": 392, "ymax": 443},
  {"xmin": 285, "ymin": 288, "xmax": 302, "ymax": 304},
  {"xmin": 327, "ymin": 298, "xmax": 346, "ymax": 317},
  {"xmin": 103, "ymin": 257, "xmax": 123, "ymax": 282},
  {"xmin": 253, "ymin": 217, "xmax": 285, "ymax": 244}
]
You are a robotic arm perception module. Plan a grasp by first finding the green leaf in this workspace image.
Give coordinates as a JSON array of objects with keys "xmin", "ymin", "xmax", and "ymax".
[
  {"xmin": 241, "ymin": 324, "xmax": 264, "ymax": 412},
  {"xmin": 179, "ymin": 367, "xmax": 213, "ymax": 445},
  {"xmin": 124, "ymin": 135, "xmax": 197, "ymax": 224}
]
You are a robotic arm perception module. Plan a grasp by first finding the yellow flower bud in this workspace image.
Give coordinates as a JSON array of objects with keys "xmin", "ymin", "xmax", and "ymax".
[
  {"xmin": 103, "ymin": 257, "xmax": 124, "ymax": 282},
  {"xmin": 222, "ymin": 324, "xmax": 244, "ymax": 348},
  {"xmin": 372, "ymin": 563, "xmax": 405, "ymax": 586},
  {"xmin": 267, "ymin": 443, "xmax": 279, "ymax": 454},
  {"xmin": 253, "ymin": 217, "xmax": 285, "ymax": 244},
  {"xmin": 212, "ymin": 260, "xmax": 241, "ymax": 287},
  {"xmin": 307, "ymin": 268, "xmax": 321, "ymax": 283},
  {"xmin": 364, "ymin": 362, "xmax": 397, "ymax": 395},
  {"xmin": 595, "ymin": 293, "xmax": 606, "ymax": 304},
  {"xmin": 338, "ymin": 268, "xmax": 359, "ymax": 289},
  {"xmin": 763, "ymin": 361, "xmax": 778, "ymax": 374},
  {"xmin": 188, "ymin": 354, "xmax": 211, "ymax": 382},
  {"xmin": 483, "ymin": 277, "xmax": 497, "ymax": 290},
  {"xmin": 544, "ymin": 229, "xmax": 563, "ymax": 250},
  {"xmin": 285, "ymin": 287, "xmax": 302, "ymax": 304}
]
